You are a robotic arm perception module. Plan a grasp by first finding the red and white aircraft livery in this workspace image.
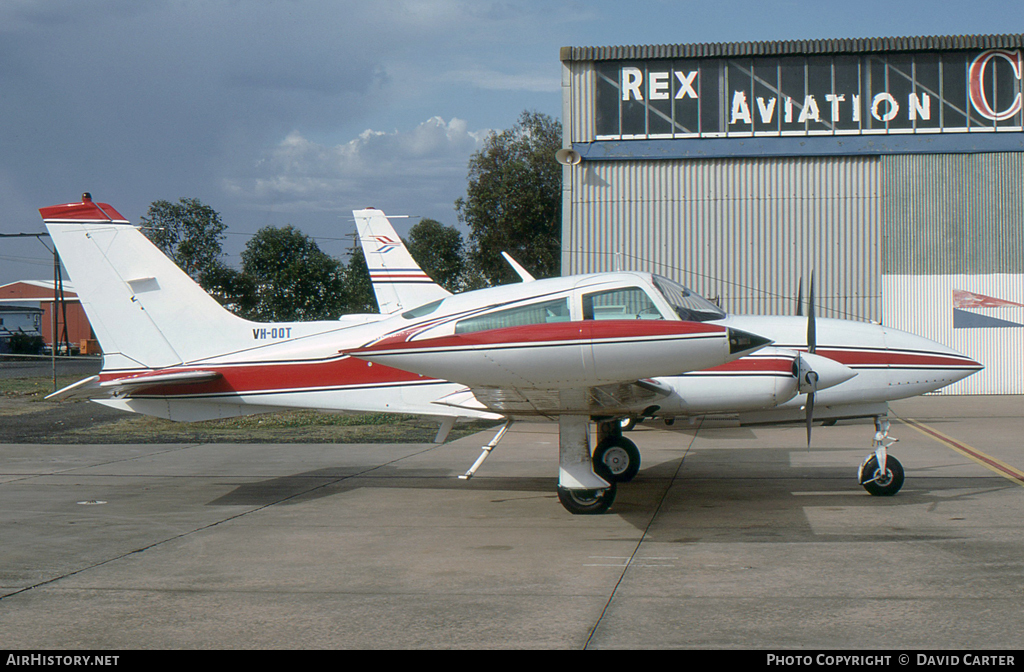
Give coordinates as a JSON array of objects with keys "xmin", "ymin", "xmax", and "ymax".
[
  {"xmin": 40, "ymin": 194, "xmax": 770, "ymax": 515},
  {"xmin": 355, "ymin": 208, "xmax": 983, "ymax": 502}
]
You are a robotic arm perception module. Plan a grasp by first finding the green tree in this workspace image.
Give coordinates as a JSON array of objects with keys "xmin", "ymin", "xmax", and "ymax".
[
  {"xmin": 341, "ymin": 245, "xmax": 378, "ymax": 314},
  {"xmin": 239, "ymin": 225, "xmax": 346, "ymax": 321},
  {"xmin": 455, "ymin": 110, "xmax": 562, "ymax": 285},
  {"xmin": 406, "ymin": 218, "xmax": 468, "ymax": 292},
  {"xmin": 141, "ymin": 198, "xmax": 227, "ymax": 284},
  {"xmin": 201, "ymin": 263, "xmax": 256, "ymax": 317}
]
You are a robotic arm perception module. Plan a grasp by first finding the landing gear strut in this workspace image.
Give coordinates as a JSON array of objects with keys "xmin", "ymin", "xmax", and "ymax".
[{"xmin": 859, "ymin": 416, "xmax": 903, "ymax": 496}]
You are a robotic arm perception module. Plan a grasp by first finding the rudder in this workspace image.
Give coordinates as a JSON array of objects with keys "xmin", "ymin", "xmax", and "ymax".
[{"xmin": 352, "ymin": 207, "xmax": 450, "ymax": 314}]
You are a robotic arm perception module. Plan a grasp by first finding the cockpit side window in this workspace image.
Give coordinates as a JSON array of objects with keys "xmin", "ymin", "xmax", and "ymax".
[
  {"xmin": 454, "ymin": 298, "xmax": 571, "ymax": 334},
  {"xmin": 651, "ymin": 275, "xmax": 726, "ymax": 322},
  {"xmin": 582, "ymin": 287, "xmax": 664, "ymax": 320}
]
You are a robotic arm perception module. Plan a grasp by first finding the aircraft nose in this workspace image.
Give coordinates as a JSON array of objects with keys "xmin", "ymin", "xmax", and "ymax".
[
  {"xmin": 883, "ymin": 327, "xmax": 984, "ymax": 386},
  {"xmin": 728, "ymin": 328, "xmax": 773, "ymax": 355},
  {"xmin": 956, "ymin": 353, "xmax": 984, "ymax": 376}
]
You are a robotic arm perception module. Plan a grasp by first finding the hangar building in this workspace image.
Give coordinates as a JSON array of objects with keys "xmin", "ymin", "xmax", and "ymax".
[{"xmin": 558, "ymin": 34, "xmax": 1024, "ymax": 394}]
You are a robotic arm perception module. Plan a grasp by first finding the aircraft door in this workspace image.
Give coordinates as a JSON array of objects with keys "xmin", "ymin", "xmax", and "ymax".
[{"xmin": 575, "ymin": 282, "xmax": 668, "ymax": 383}]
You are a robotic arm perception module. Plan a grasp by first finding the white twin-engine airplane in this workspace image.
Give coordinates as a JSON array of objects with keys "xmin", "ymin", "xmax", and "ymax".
[
  {"xmin": 40, "ymin": 195, "xmax": 980, "ymax": 515},
  {"xmin": 40, "ymin": 194, "xmax": 769, "ymax": 515},
  {"xmin": 355, "ymin": 207, "xmax": 983, "ymax": 507}
]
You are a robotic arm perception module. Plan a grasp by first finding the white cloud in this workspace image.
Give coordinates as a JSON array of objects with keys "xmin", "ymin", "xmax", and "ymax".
[{"xmin": 224, "ymin": 116, "xmax": 490, "ymax": 220}]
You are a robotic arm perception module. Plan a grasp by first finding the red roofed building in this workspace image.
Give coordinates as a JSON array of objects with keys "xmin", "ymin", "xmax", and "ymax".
[{"xmin": 0, "ymin": 280, "xmax": 96, "ymax": 353}]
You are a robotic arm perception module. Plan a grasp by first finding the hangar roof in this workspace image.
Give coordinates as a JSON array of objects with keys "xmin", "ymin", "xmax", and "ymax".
[{"xmin": 560, "ymin": 33, "xmax": 1024, "ymax": 61}]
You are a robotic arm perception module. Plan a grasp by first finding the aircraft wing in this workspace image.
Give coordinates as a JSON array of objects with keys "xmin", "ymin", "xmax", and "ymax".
[
  {"xmin": 433, "ymin": 379, "xmax": 671, "ymax": 417},
  {"xmin": 46, "ymin": 370, "xmax": 223, "ymax": 401},
  {"xmin": 352, "ymin": 208, "xmax": 451, "ymax": 314}
]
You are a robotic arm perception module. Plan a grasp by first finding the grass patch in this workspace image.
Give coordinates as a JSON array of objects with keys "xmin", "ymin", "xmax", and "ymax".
[
  {"xmin": 1, "ymin": 375, "xmax": 500, "ymax": 444},
  {"xmin": 0, "ymin": 376, "xmax": 84, "ymax": 400},
  {"xmin": 68, "ymin": 410, "xmax": 498, "ymax": 444}
]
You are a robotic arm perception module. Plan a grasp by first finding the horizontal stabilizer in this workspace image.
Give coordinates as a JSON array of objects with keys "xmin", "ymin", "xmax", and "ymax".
[
  {"xmin": 46, "ymin": 375, "xmax": 102, "ymax": 401},
  {"xmin": 46, "ymin": 370, "xmax": 222, "ymax": 400}
]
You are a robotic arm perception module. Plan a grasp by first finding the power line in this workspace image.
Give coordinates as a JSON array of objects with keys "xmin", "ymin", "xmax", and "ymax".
[{"xmin": 0, "ymin": 255, "xmax": 52, "ymax": 266}]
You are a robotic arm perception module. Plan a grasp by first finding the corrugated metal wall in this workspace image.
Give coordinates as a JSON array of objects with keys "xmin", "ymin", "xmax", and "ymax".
[
  {"xmin": 562, "ymin": 156, "xmax": 882, "ymax": 320},
  {"xmin": 882, "ymin": 154, "xmax": 1024, "ymax": 275},
  {"xmin": 880, "ymin": 153, "xmax": 1024, "ymax": 394},
  {"xmin": 882, "ymin": 274, "xmax": 1024, "ymax": 394},
  {"xmin": 565, "ymin": 61, "xmax": 594, "ymax": 144}
]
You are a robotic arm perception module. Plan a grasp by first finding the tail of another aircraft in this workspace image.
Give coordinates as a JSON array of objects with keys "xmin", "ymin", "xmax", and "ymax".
[
  {"xmin": 353, "ymin": 208, "xmax": 450, "ymax": 314},
  {"xmin": 40, "ymin": 194, "xmax": 262, "ymax": 372}
]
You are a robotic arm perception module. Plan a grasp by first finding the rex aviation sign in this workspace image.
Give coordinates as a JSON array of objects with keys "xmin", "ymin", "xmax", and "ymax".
[{"xmin": 594, "ymin": 49, "xmax": 1023, "ymax": 140}]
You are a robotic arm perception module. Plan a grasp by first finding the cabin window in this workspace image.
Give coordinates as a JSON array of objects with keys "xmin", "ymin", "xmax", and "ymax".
[
  {"xmin": 582, "ymin": 287, "xmax": 664, "ymax": 320},
  {"xmin": 454, "ymin": 298, "xmax": 571, "ymax": 334}
]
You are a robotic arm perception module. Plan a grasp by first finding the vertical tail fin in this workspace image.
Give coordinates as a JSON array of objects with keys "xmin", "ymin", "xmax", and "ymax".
[
  {"xmin": 352, "ymin": 208, "xmax": 450, "ymax": 314},
  {"xmin": 40, "ymin": 194, "xmax": 255, "ymax": 371}
]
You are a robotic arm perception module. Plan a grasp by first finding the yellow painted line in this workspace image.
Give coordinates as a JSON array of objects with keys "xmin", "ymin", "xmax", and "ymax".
[{"xmin": 899, "ymin": 417, "xmax": 1024, "ymax": 487}]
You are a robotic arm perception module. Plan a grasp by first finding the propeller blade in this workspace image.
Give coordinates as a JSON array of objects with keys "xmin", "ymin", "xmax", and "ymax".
[
  {"xmin": 795, "ymin": 277, "xmax": 803, "ymax": 317},
  {"xmin": 805, "ymin": 271, "xmax": 817, "ymax": 445},
  {"xmin": 806, "ymin": 389, "xmax": 816, "ymax": 445},
  {"xmin": 807, "ymin": 270, "xmax": 816, "ymax": 355},
  {"xmin": 804, "ymin": 369, "xmax": 819, "ymax": 445}
]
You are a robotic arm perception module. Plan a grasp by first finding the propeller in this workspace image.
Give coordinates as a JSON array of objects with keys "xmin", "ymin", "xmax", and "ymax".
[{"xmin": 804, "ymin": 271, "xmax": 818, "ymax": 445}]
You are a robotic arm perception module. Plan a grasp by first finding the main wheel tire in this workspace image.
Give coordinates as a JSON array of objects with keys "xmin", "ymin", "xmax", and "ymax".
[
  {"xmin": 594, "ymin": 436, "xmax": 641, "ymax": 483},
  {"xmin": 556, "ymin": 483, "xmax": 617, "ymax": 515},
  {"xmin": 860, "ymin": 455, "xmax": 904, "ymax": 496}
]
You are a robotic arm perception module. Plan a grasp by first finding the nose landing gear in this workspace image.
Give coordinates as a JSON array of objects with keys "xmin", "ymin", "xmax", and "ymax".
[{"xmin": 859, "ymin": 416, "xmax": 903, "ymax": 496}]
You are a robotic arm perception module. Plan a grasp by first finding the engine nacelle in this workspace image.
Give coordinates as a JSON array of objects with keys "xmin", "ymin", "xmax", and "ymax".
[{"xmin": 648, "ymin": 348, "xmax": 857, "ymax": 416}]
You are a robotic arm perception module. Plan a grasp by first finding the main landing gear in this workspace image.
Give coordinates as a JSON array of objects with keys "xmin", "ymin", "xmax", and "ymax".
[
  {"xmin": 556, "ymin": 478, "xmax": 617, "ymax": 515},
  {"xmin": 594, "ymin": 420, "xmax": 641, "ymax": 483},
  {"xmin": 555, "ymin": 416, "xmax": 644, "ymax": 515},
  {"xmin": 462, "ymin": 413, "xmax": 642, "ymax": 515},
  {"xmin": 859, "ymin": 416, "xmax": 904, "ymax": 496}
]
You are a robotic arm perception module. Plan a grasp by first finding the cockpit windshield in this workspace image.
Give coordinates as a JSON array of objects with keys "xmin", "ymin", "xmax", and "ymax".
[{"xmin": 651, "ymin": 275, "xmax": 726, "ymax": 322}]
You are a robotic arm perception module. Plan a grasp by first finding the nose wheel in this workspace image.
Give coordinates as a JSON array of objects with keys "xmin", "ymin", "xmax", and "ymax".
[
  {"xmin": 859, "ymin": 454, "xmax": 904, "ymax": 496},
  {"xmin": 859, "ymin": 416, "xmax": 904, "ymax": 496}
]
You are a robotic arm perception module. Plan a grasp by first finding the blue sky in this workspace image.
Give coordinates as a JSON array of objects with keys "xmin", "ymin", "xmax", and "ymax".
[{"xmin": 3, "ymin": 0, "xmax": 1024, "ymax": 285}]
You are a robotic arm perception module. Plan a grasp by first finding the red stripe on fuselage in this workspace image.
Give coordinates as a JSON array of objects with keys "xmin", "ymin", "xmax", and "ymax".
[
  {"xmin": 696, "ymin": 347, "xmax": 980, "ymax": 376},
  {"xmin": 811, "ymin": 348, "xmax": 980, "ymax": 369},
  {"xmin": 359, "ymin": 320, "xmax": 725, "ymax": 352},
  {"xmin": 700, "ymin": 356, "xmax": 794, "ymax": 374},
  {"xmin": 98, "ymin": 357, "xmax": 427, "ymax": 397}
]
